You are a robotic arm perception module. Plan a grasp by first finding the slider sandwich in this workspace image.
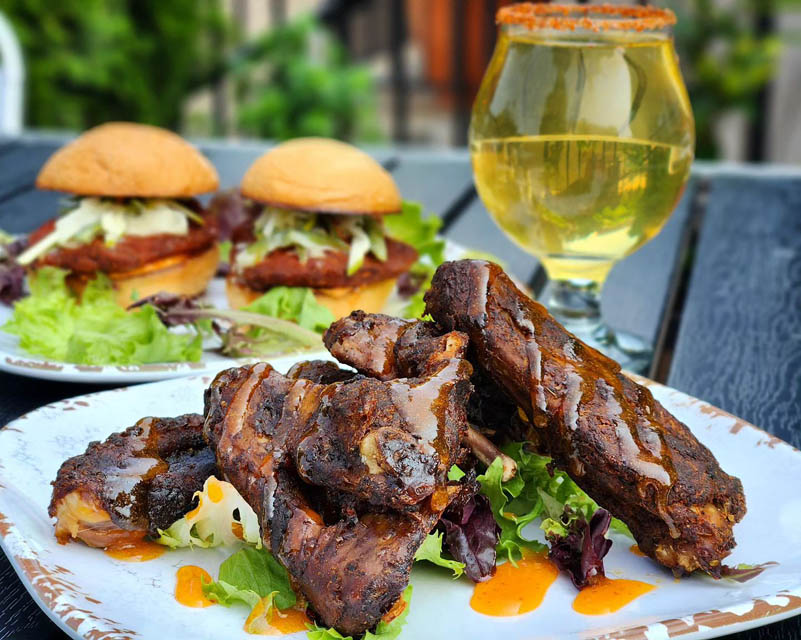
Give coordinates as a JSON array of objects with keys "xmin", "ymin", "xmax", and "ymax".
[
  {"xmin": 17, "ymin": 122, "xmax": 220, "ymax": 306},
  {"xmin": 226, "ymin": 138, "xmax": 418, "ymax": 318}
]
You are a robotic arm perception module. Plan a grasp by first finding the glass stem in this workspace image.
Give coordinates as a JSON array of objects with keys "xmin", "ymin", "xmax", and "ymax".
[{"xmin": 544, "ymin": 278, "xmax": 615, "ymax": 343}]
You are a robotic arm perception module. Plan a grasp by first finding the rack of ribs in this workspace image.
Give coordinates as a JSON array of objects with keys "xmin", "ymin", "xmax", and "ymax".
[
  {"xmin": 424, "ymin": 259, "xmax": 746, "ymax": 577},
  {"xmin": 49, "ymin": 413, "xmax": 216, "ymax": 547},
  {"xmin": 203, "ymin": 334, "xmax": 473, "ymax": 634}
]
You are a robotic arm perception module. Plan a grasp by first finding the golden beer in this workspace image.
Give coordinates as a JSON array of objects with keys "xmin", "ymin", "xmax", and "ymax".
[{"xmin": 470, "ymin": 23, "xmax": 694, "ymax": 285}]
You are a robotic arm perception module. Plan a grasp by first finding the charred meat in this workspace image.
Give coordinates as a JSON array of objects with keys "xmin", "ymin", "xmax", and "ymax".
[
  {"xmin": 49, "ymin": 414, "xmax": 215, "ymax": 547},
  {"xmin": 204, "ymin": 362, "xmax": 457, "ymax": 634},
  {"xmin": 205, "ymin": 335, "xmax": 471, "ymax": 510},
  {"xmin": 325, "ymin": 311, "xmax": 517, "ymax": 481},
  {"xmin": 425, "ymin": 259, "xmax": 746, "ymax": 576}
]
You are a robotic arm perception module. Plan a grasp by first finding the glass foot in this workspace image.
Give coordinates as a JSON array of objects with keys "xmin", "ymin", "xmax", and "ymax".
[
  {"xmin": 541, "ymin": 279, "xmax": 652, "ymax": 374},
  {"xmin": 567, "ymin": 321, "xmax": 653, "ymax": 375}
]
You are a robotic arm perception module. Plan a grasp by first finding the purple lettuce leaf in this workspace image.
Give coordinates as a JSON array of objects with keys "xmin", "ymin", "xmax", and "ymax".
[
  {"xmin": 547, "ymin": 508, "xmax": 612, "ymax": 589},
  {"xmin": 720, "ymin": 562, "xmax": 778, "ymax": 583},
  {"xmin": 0, "ymin": 261, "xmax": 25, "ymax": 305},
  {"xmin": 127, "ymin": 293, "xmax": 218, "ymax": 331},
  {"xmin": 396, "ymin": 270, "xmax": 427, "ymax": 299},
  {"xmin": 207, "ymin": 189, "xmax": 252, "ymax": 242},
  {"xmin": 440, "ymin": 472, "xmax": 500, "ymax": 582},
  {"xmin": 0, "ymin": 235, "xmax": 27, "ymax": 305},
  {"xmin": 4, "ymin": 236, "xmax": 27, "ymax": 258}
]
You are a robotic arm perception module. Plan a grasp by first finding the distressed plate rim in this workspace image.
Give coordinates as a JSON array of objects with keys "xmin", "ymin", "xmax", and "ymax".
[{"xmin": 1, "ymin": 374, "xmax": 800, "ymax": 640}]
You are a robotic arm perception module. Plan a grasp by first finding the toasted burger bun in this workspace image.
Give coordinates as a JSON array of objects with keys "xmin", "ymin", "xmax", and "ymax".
[
  {"xmin": 68, "ymin": 245, "xmax": 220, "ymax": 308},
  {"xmin": 36, "ymin": 122, "xmax": 219, "ymax": 198},
  {"xmin": 226, "ymin": 275, "xmax": 397, "ymax": 321},
  {"xmin": 241, "ymin": 138, "xmax": 401, "ymax": 215}
]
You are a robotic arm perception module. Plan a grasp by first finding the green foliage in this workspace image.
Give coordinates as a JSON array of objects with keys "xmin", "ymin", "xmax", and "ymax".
[
  {"xmin": 202, "ymin": 546, "xmax": 297, "ymax": 611},
  {"xmin": 4, "ymin": 6, "xmax": 377, "ymax": 142},
  {"xmin": 233, "ymin": 16, "xmax": 380, "ymax": 141},
  {"xmin": 667, "ymin": 0, "xmax": 781, "ymax": 158},
  {"xmin": 4, "ymin": 0, "xmax": 229, "ymax": 130},
  {"xmin": 414, "ymin": 532, "xmax": 465, "ymax": 577},
  {"xmin": 476, "ymin": 443, "xmax": 631, "ymax": 564},
  {"xmin": 2, "ymin": 267, "xmax": 202, "ymax": 365}
]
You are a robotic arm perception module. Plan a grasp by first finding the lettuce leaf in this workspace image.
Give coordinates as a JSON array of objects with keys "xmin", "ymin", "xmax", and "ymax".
[
  {"xmin": 306, "ymin": 626, "xmax": 351, "ymax": 640},
  {"xmin": 157, "ymin": 477, "xmax": 261, "ymax": 549},
  {"xmin": 447, "ymin": 465, "xmax": 465, "ymax": 481},
  {"xmin": 2, "ymin": 267, "xmax": 202, "ymax": 364},
  {"xmin": 385, "ymin": 202, "xmax": 445, "ymax": 265},
  {"xmin": 218, "ymin": 240, "xmax": 232, "ymax": 264},
  {"xmin": 244, "ymin": 286, "xmax": 335, "ymax": 333},
  {"xmin": 202, "ymin": 579, "xmax": 262, "ymax": 610},
  {"xmin": 440, "ymin": 492, "xmax": 499, "ymax": 582},
  {"xmin": 414, "ymin": 532, "xmax": 465, "ymax": 578},
  {"xmin": 0, "ymin": 231, "xmax": 25, "ymax": 305},
  {"xmin": 384, "ymin": 202, "xmax": 446, "ymax": 318},
  {"xmin": 202, "ymin": 546, "xmax": 296, "ymax": 611},
  {"xmin": 547, "ymin": 508, "xmax": 613, "ymax": 588},
  {"xmin": 477, "ymin": 442, "xmax": 631, "ymax": 564},
  {"xmin": 306, "ymin": 585, "xmax": 413, "ymax": 640}
]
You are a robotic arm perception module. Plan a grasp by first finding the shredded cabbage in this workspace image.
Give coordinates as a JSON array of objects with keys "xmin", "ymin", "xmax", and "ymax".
[
  {"xmin": 17, "ymin": 197, "xmax": 196, "ymax": 265},
  {"xmin": 157, "ymin": 476, "xmax": 261, "ymax": 548},
  {"xmin": 235, "ymin": 206, "xmax": 387, "ymax": 275}
]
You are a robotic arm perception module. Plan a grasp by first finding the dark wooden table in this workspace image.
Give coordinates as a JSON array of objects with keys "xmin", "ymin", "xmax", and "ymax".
[{"xmin": 0, "ymin": 136, "xmax": 799, "ymax": 640}]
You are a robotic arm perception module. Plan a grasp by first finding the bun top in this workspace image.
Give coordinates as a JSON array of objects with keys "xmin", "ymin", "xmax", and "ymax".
[
  {"xmin": 241, "ymin": 138, "xmax": 401, "ymax": 215},
  {"xmin": 36, "ymin": 122, "xmax": 219, "ymax": 197}
]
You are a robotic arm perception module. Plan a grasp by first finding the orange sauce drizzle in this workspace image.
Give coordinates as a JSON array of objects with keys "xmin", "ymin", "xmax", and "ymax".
[
  {"xmin": 175, "ymin": 566, "xmax": 216, "ymax": 608},
  {"xmin": 232, "ymin": 521, "xmax": 245, "ymax": 540},
  {"xmin": 629, "ymin": 544, "xmax": 647, "ymax": 557},
  {"xmin": 572, "ymin": 577, "xmax": 655, "ymax": 615},
  {"xmin": 269, "ymin": 609, "xmax": 310, "ymax": 634},
  {"xmin": 470, "ymin": 552, "xmax": 559, "ymax": 616},
  {"xmin": 245, "ymin": 600, "xmax": 310, "ymax": 635},
  {"xmin": 103, "ymin": 539, "xmax": 165, "ymax": 562},
  {"xmin": 185, "ymin": 477, "xmax": 227, "ymax": 521}
]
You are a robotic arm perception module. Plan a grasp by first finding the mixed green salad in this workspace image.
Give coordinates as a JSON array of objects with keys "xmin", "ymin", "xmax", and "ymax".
[
  {"xmin": 153, "ymin": 445, "xmax": 631, "ymax": 639},
  {"xmin": 0, "ymin": 201, "xmax": 446, "ymax": 366}
]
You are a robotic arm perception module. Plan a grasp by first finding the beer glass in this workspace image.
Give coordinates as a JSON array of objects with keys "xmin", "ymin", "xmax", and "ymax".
[{"xmin": 470, "ymin": 4, "xmax": 694, "ymax": 371}]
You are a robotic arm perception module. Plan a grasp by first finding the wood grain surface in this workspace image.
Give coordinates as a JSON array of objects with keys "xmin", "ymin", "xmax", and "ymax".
[{"xmin": 668, "ymin": 177, "xmax": 801, "ymax": 447}]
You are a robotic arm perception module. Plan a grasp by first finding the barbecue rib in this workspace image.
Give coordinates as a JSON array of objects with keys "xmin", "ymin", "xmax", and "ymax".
[
  {"xmin": 425, "ymin": 259, "xmax": 746, "ymax": 576},
  {"xmin": 204, "ymin": 362, "xmax": 456, "ymax": 634},
  {"xmin": 49, "ymin": 414, "xmax": 215, "ymax": 547},
  {"xmin": 325, "ymin": 311, "xmax": 518, "ymax": 481},
  {"xmin": 210, "ymin": 323, "xmax": 472, "ymax": 509}
]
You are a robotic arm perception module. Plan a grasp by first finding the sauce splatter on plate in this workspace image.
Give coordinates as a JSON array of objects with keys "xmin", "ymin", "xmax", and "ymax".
[{"xmin": 471, "ymin": 552, "xmax": 558, "ymax": 616}]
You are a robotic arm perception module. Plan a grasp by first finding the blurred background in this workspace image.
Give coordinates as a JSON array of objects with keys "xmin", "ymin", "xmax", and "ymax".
[{"xmin": 0, "ymin": 0, "xmax": 799, "ymax": 162}]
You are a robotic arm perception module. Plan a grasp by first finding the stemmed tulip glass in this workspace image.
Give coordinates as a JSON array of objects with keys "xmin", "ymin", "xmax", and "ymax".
[{"xmin": 469, "ymin": 4, "xmax": 694, "ymax": 372}]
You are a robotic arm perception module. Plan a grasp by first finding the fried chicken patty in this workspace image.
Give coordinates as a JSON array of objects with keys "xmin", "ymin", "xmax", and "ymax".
[
  {"xmin": 232, "ymin": 237, "xmax": 418, "ymax": 290},
  {"xmin": 29, "ymin": 217, "xmax": 217, "ymax": 275}
]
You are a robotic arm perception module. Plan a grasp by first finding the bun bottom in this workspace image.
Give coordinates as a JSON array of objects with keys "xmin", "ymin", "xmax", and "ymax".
[
  {"xmin": 226, "ymin": 276, "xmax": 397, "ymax": 321},
  {"xmin": 65, "ymin": 244, "xmax": 219, "ymax": 307}
]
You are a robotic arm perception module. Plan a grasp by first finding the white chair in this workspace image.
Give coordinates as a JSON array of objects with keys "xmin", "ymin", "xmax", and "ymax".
[{"xmin": 0, "ymin": 11, "xmax": 23, "ymax": 135}]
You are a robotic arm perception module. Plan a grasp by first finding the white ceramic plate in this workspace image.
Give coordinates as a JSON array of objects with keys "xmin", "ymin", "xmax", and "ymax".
[
  {"xmin": 1, "ymin": 370, "xmax": 800, "ymax": 640},
  {"xmin": 0, "ymin": 241, "xmax": 470, "ymax": 384}
]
